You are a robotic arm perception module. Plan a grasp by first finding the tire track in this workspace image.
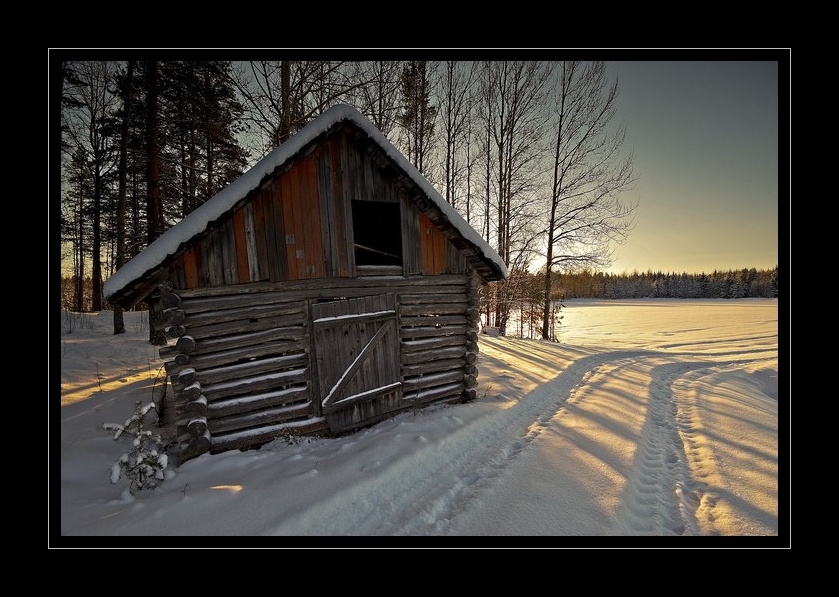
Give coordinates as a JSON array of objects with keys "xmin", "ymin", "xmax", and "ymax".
[
  {"xmin": 269, "ymin": 350, "xmax": 644, "ymax": 535},
  {"xmin": 610, "ymin": 359, "xmax": 704, "ymax": 536},
  {"xmin": 610, "ymin": 356, "xmax": 775, "ymax": 536},
  {"xmin": 268, "ymin": 346, "xmax": 775, "ymax": 536}
]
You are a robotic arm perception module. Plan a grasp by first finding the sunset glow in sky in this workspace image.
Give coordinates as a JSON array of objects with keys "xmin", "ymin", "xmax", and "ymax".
[
  {"xmin": 55, "ymin": 54, "xmax": 786, "ymax": 278},
  {"xmin": 603, "ymin": 59, "xmax": 782, "ymax": 275}
]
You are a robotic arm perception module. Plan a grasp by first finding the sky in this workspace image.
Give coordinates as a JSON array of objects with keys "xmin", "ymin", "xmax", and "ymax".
[
  {"xmin": 57, "ymin": 299, "xmax": 782, "ymax": 545},
  {"xmin": 603, "ymin": 59, "xmax": 782, "ymax": 275},
  {"xmin": 57, "ymin": 54, "xmax": 785, "ymax": 280}
]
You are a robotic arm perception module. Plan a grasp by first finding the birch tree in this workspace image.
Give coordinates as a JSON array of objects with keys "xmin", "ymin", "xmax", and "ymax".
[
  {"xmin": 434, "ymin": 61, "xmax": 477, "ymax": 212},
  {"xmin": 476, "ymin": 60, "xmax": 552, "ymax": 333},
  {"xmin": 541, "ymin": 61, "xmax": 638, "ymax": 340}
]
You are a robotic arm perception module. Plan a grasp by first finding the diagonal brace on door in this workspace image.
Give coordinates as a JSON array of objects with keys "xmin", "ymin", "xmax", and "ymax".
[{"xmin": 321, "ymin": 318, "xmax": 396, "ymax": 409}]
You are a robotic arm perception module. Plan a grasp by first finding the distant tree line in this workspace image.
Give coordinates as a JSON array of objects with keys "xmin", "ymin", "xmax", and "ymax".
[
  {"xmin": 60, "ymin": 264, "xmax": 779, "ymax": 317},
  {"xmin": 553, "ymin": 266, "xmax": 779, "ymax": 300},
  {"xmin": 57, "ymin": 58, "xmax": 775, "ymax": 341},
  {"xmin": 478, "ymin": 265, "xmax": 779, "ymax": 340}
]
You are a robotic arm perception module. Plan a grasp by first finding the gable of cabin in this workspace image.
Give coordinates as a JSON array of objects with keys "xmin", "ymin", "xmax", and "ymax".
[{"xmin": 159, "ymin": 124, "xmax": 468, "ymax": 292}]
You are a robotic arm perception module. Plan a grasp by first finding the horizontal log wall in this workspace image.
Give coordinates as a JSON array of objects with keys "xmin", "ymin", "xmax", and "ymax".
[
  {"xmin": 158, "ymin": 273, "xmax": 482, "ymax": 462},
  {"xmin": 158, "ymin": 283, "xmax": 318, "ymax": 459}
]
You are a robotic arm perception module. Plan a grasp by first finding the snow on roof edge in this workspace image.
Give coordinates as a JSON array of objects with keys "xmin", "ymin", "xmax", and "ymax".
[{"xmin": 104, "ymin": 104, "xmax": 507, "ymax": 301}]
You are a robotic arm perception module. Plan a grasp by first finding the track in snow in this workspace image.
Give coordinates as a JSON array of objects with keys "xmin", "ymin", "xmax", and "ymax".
[{"xmin": 268, "ymin": 339, "xmax": 777, "ymax": 536}]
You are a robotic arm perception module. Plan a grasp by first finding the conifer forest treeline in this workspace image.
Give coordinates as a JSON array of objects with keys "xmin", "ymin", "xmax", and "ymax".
[{"xmin": 57, "ymin": 59, "xmax": 779, "ymax": 341}]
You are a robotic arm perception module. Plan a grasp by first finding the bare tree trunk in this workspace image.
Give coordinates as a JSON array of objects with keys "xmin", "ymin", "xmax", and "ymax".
[
  {"xmin": 279, "ymin": 60, "xmax": 292, "ymax": 143},
  {"xmin": 146, "ymin": 60, "xmax": 162, "ymax": 245},
  {"xmin": 91, "ymin": 164, "xmax": 103, "ymax": 312},
  {"xmin": 63, "ymin": 61, "xmax": 119, "ymax": 314},
  {"xmin": 113, "ymin": 60, "xmax": 134, "ymax": 335},
  {"xmin": 541, "ymin": 266, "xmax": 553, "ymax": 340},
  {"xmin": 540, "ymin": 61, "xmax": 638, "ymax": 339},
  {"xmin": 146, "ymin": 60, "xmax": 166, "ymax": 345},
  {"xmin": 75, "ymin": 213, "xmax": 85, "ymax": 312}
]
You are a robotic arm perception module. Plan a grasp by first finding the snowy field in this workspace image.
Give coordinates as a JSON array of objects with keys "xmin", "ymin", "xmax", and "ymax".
[{"xmin": 57, "ymin": 298, "xmax": 782, "ymax": 545}]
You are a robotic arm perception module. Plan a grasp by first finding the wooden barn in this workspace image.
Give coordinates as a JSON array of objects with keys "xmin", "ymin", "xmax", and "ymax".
[{"xmin": 103, "ymin": 104, "xmax": 507, "ymax": 464}]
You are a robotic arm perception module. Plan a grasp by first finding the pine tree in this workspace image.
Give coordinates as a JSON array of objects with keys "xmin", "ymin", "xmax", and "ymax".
[
  {"xmin": 104, "ymin": 400, "xmax": 168, "ymax": 494},
  {"xmin": 399, "ymin": 61, "xmax": 437, "ymax": 176}
]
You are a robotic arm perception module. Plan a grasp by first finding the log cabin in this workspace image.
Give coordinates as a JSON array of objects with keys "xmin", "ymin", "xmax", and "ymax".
[{"xmin": 103, "ymin": 104, "xmax": 507, "ymax": 464}]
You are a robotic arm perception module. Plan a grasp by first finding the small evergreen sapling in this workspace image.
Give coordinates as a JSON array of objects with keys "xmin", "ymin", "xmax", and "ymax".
[{"xmin": 104, "ymin": 400, "xmax": 168, "ymax": 494}]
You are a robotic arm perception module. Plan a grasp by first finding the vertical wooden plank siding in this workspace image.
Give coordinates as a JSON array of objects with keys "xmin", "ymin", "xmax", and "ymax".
[
  {"xmin": 402, "ymin": 199, "xmax": 421, "ymax": 275},
  {"xmin": 383, "ymin": 164, "xmax": 396, "ymax": 202},
  {"xmin": 288, "ymin": 165, "xmax": 312, "ymax": 280},
  {"xmin": 242, "ymin": 202, "xmax": 260, "ymax": 282},
  {"xmin": 281, "ymin": 171, "xmax": 300, "ymax": 280},
  {"xmin": 318, "ymin": 145, "xmax": 338, "ymax": 277},
  {"xmin": 446, "ymin": 242, "xmax": 466, "ymax": 274},
  {"xmin": 181, "ymin": 247, "xmax": 198, "ymax": 288},
  {"xmin": 306, "ymin": 300, "xmax": 322, "ymax": 416},
  {"xmin": 301, "ymin": 157, "xmax": 325, "ymax": 279},
  {"xmin": 269, "ymin": 182, "xmax": 289, "ymax": 281},
  {"xmin": 292, "ymin": 168, "xmax": 305, "ymax": 279},
  {"xmin": 232, "ymin": 208, "xmax": 251, "ymax": 284},
  {"xmin": 255, "ymin": 189, "xmax": 274, "ymax": 281},
  {"xmin": 368, "ymin": 151, "xmax": 382, "ymax": 200},
  {"xmin": 194, "ymin": 243, "xmax": 206, "ymax": 288},
  {"xmin": 252, "ymin": 193, "xmax": 271, "ymax": 281},
  {"xmin": 205, "ymin": 228, "xmax": 222, "ymax": 286},
  {"xmin": 370, "ymin": 294, "xmax": 394, "ymax": 389},
  {"xmin": 183, "ymin": 247, "xmax": 199, "ymax": 289},
  {"xmin": 318, "ymin": 298, "xmax": 339, "ymax": 394},
  {"xmin": 198, "ymin": 235, "xmax": 211, "ymax": 287},
  {"xmin": 167, "ymin": 261, "xmax": 184, "ymax": 290},
  {"xmin": 339, "ymin": 135, "xmax": 355, "ymax": 276},
  {"xmin": 220, "ymin": 219, "xmax": 237, "ymax": 285},
  {"xmin": 419, "ymin": 212, "xmax": 431, "ymax": 274},
  {"xmin": 213, "ymin": 225, "xmax": 224, "ymax": 285},
  {"xmin": 296, "ymin": 165, "xmax": 314, "ymax": 278},
  {"xmin": 369, "ymin": 149, "xmax": 381, "ymax": 199},
  {"xmin": 260, "ymin": 187, "xmax": 282, "ymax": 282},
  {"xmin": 349, "ymin": 144, "xmax": 362, "ymax": 199},
  {"xmin": 432, "ymin": 222, "xmax": 448, "ymax": 274},
  {"xmin": 419, "ymin": 211, "xmax": 447, "ymax": 275},
  {"xmin": 215, "ymin": 221, "xmax": 228, "ymax": 285}
]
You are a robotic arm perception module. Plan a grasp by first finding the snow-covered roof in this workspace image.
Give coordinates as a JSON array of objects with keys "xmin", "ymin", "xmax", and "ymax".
[{"xmin": 103, "ymin": 104, "xmax": 507, "ymax": 303}]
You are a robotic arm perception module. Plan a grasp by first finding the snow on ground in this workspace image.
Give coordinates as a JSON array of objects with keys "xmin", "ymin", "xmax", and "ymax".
[{"xmin": 56, "ymin": 299, "xmax": 782, "ymax": 545}]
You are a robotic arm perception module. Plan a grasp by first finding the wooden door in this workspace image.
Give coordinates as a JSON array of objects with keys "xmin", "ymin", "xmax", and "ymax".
[{"xmin": 311, "ymin": 293, "xmax": 402, "ymax": 432}]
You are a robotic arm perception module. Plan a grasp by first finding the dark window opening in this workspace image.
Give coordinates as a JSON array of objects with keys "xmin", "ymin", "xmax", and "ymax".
[{"xmin": 352, "ymin": 200, "xmax": 402, "ymax": 266}]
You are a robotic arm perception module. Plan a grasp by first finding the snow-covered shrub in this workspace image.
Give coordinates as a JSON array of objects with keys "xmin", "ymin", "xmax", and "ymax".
[{"xmin": 104, "ymin": 400, "xmax": 168, "ymax": 494}]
